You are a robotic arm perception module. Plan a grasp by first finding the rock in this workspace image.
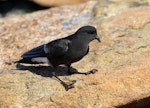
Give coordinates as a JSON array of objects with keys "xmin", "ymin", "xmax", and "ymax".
[
  {"xmin": 0, "ymin": 1, "xmax": 150, "ymax": 108},
  {"xmin": 32, "ymin": 0, "xmax": 88, "ymax": 7},
  {"xmin": 93, "ymin": 0, "xmax": 150, "ymax": 17}
]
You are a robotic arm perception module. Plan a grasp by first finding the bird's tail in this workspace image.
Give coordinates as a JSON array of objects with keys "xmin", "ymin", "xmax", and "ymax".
[{"xmin": 15, "ymin": 44, "xmax": 49, "ymax": 64}]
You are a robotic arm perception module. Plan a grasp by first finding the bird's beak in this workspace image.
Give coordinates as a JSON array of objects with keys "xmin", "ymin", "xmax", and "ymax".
[{"xmin": 95, "ymin": 35, "xmax": 101, "ymax": 42}]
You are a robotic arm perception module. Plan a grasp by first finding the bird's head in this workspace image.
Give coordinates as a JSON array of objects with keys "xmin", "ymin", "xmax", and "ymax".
[{"xmin": 75, "ymin": 26, "xmax": 101, "ymax": 43}]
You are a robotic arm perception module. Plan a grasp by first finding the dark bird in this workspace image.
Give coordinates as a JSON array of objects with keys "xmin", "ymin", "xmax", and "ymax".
[{"xmin": 16, "ymin": 25, "xmax": 101, "ymax": 90}]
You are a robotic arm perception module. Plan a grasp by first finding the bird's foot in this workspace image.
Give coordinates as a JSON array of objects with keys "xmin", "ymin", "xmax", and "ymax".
[
  {"xmin": 85, "ymin": 69, "xmax": 98, "ymax": 75},
  {"xmin": 52, "ymin": 72, "xmax": 76, "ymax": 91},
  {"xmin": 62, "ymin": 80, "xmax": 76, "ymax": 91},
  {"xmin": 70, "ymin": 69, "xmax": 98, "ymax": 75}
]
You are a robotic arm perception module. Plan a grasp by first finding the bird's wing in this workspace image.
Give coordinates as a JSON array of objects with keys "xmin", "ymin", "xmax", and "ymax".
[
  {"xmin": 21, "ymin": 44, "xmax": 46, "ymax": 59},
  {"xmin": 45, "ymin": 39, "xmax": 71, "ymax": 57}
]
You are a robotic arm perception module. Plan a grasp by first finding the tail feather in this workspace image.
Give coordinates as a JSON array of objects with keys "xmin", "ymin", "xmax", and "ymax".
[
  {"xmin": 15, "ymin": 44, "xmax": 49, "ymax": 64},
  {"xmin": 21, "ymin": 44, "xmax": 46, "ymax": 58}
]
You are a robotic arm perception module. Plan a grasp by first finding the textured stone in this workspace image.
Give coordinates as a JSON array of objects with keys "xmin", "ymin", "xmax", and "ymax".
[
  {"xmin": 0, "ymin": 1, "xmax": 150, "ymax": 108},
  {"xmin": 32, "ymin": 0, "xmax": 88, "ymax": 6}
]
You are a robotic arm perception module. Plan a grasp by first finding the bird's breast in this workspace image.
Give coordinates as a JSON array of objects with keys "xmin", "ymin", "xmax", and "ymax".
[{"xmin": 65, "ymin": 45, "xmax": 89, "ymax": 61}]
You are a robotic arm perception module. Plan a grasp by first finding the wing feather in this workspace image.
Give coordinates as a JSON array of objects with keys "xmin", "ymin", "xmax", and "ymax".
[
  {"xmin": 21, "ymin": 44, "xmax": 46, "ymax": 59},
  {"xmin": 45, "ymin": 39, "xmax": 71, "ymax": 57}
]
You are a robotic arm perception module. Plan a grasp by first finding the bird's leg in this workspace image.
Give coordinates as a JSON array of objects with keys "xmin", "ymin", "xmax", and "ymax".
[
  {"xmin": 52, "ymin": 71, "xmax": 76, "ymax": 91},
  {"xmin": 67, "ymin": 65, "xmax": 98, "ymax": 75},
  {"xmin": 79, "ymin": 69, "xmax": 98, "ymax": 75},
  {"xmin": 67, "ymin": 64, "xmax": 78, "ymax": 75}
]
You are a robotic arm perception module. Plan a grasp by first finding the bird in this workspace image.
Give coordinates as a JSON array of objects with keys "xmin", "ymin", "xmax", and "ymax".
[{"xmin": 16, "ymin": 25, "xmax": 101, "ymax": 90}]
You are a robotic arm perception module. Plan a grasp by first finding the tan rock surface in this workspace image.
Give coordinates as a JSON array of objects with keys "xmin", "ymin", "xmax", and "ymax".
[
  {"xmin": 32, "ymin": 0, "xmax": 88, "ymax": 6},
  {"xmin": 0, "ymin": 1, "xmax": 150, "ymax": 108}
]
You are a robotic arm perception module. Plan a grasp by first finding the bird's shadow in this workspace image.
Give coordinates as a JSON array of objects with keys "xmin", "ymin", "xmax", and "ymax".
[
  {"xmin": 16, "ymin": 63, "xmax": 70, "ymax": 77},
  {"xmin": 15, "ymin": 63, "xmax": 80, "ymax": 91},
  {"xmin": 15, "ymin": 63, "xmax": 97, "ymax": 91}
]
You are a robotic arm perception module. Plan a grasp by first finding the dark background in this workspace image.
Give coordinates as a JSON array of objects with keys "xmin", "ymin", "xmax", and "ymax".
[{"xmin": 0, "ymin": 0, "xmax": 50, "ymax": 17}]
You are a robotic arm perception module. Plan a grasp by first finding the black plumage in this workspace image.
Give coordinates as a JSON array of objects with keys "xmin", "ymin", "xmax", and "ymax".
[{"xmin": 16, "ymin": 25, "xmax": 101, "ymax": 90}]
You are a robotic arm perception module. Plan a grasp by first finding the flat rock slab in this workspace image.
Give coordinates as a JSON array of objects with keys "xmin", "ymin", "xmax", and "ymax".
[{"xmin": 0, "ymin": 1, "xmax": 150, "ymax": 108}]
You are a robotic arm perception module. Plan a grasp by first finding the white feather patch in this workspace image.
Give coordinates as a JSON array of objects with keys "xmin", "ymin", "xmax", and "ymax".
[{"xmin": 31, "ymin": 57, "xmax": 51, "ymax": 65}]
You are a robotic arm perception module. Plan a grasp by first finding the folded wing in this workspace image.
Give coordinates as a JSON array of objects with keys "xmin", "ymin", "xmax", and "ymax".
[
  {"xmin": 17, "ymin": 39, "xmax": 71, "ymax": 64},
  {"xmin": 46, "ymin": 39, "xmax": 71, "ymax": 58}
]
